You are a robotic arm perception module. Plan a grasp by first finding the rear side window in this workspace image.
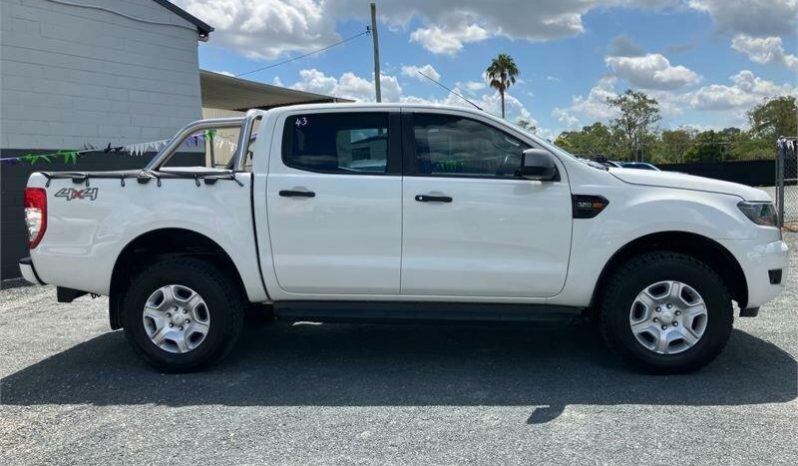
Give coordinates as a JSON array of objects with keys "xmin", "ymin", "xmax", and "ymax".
[{"xmin": 283, "ymin": 112, "xmax": 391, "ymax": 174}]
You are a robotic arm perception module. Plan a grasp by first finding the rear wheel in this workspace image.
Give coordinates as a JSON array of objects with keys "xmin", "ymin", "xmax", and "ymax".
[
  {"xmin": 598, "ymin": 251, "xmax": 733, "ymax": 374},
  {"xmin": 122, "ymin": 257, "xmax": 245, "ymax": 372}
]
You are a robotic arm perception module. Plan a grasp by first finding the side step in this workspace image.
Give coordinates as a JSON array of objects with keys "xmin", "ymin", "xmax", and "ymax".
[{"xmin": 273, "ymin": 301, "xmax": 582, "ymax": 324}]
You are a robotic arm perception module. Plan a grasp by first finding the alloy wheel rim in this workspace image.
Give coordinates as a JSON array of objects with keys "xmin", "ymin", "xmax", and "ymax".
[
  {"xmin": 628, "ymin": 280, "xmax": 708, "ymax": 355},
  {"xmin": 142, "ymin": 284, "xmax": 211, "ymax": 354}
]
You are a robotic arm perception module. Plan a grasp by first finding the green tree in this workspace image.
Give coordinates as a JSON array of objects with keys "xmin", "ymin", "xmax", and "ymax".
[
  {"xmin": 684, "ymin": 130, "xmax": 726, "ymax": 163},
  {"xmin": 516, "ymin": 119, "xmax": 537, "ymax": 134},
  {"xmin": 719, "ymin": 127, "xmax": 742, "ymax": 140},
  {"xmin": 651, "ymin": 128, "xmax": 694, "ymax": 163},
  {"xmin": 486, "ymin": 53, "xmax": 519, "ymax": 119},
  {"xmin": 554, "ymin": 122, "xmax": 623, "ymax": 157},
  {"xmin": 607, "ymin": 90, "xmax": 661, "ymax": 160},
  {"xmin": 748, "ymin": 96, "xmax": 797, "ymax": 141},
  {"xmin": 729, "ymin": 136, "xmax": 773, "ymax": 160}
]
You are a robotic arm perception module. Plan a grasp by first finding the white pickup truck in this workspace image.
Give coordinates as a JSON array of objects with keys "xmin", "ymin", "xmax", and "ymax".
[{"xmin": 20, "ymin": 104, "xmax": 788, "ymax": 373}]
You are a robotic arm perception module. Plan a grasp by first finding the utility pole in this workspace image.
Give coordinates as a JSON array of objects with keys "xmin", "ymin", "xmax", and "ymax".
[{"xmin": 370, "ymin": 2, "xmax": 381, "ymax": 102}]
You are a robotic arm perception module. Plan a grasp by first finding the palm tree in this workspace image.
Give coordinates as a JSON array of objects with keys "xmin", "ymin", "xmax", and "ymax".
[{"xmin": 486, "ymin": 53, "xmax": 519, "ymax": 119}]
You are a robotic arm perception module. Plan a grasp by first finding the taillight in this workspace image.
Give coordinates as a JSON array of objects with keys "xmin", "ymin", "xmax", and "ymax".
[{"xmin": 24, "ymin": 187, "xmax": 47, "ymax": 249}]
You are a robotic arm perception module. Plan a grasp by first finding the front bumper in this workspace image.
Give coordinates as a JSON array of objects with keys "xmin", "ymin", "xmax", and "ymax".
[
  {"xmin": 724, "ymin": 238, "xmax": 789, "ymax": 309},
  {"xmin": 19, "ymin": 257, "xmax": 45, "ymax": 285}
]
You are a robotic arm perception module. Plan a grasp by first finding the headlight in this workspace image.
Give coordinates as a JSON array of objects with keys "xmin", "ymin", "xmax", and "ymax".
[{"xmin": 737, "ymin": 201, "xmax": 778, "ymax": 227}]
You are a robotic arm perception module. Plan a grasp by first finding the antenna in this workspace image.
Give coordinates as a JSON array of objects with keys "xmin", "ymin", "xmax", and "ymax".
[{"xmin": 416, "ymin": 71, "xmax": 483, "ymax": 111}]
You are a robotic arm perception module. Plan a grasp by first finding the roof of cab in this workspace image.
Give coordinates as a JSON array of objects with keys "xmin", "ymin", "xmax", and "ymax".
[{"xmin": 263, "ymin": 102, "xmax": 494, "ymax": 119}]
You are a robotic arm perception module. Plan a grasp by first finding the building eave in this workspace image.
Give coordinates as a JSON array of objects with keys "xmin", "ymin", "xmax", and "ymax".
[
  {"xmin": 151, "ymin": 0, "xmax": 213, "ymax": 40},
  {"xmin": 200, "ymin": 70, "xmax": 354, "ymax": 111}
]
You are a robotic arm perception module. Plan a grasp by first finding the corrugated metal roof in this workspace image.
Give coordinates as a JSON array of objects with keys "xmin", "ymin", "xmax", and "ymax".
[{"xmin": 200, "ymin": 70, "xmax": 353, "ymax": 111}]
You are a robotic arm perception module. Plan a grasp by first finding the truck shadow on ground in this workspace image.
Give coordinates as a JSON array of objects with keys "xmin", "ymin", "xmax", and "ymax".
[{"xmin": 2, "ymin": 322, "xmax": 795, "ymax": 423}]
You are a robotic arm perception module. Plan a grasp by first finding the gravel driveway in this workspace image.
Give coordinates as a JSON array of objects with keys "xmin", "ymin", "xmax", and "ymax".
[{"xmin": 1, "ymin": 233, "xmax": 796, "ymax": 465}]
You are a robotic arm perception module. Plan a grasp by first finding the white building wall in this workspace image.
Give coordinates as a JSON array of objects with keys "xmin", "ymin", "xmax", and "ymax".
[{"xmin": 0, "ymin": 0, "xmax": 203, "ymax": 150}]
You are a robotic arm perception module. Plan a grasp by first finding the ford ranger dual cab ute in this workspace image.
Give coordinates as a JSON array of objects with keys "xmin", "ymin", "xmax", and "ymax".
[{"xmin": 20, "ymin": 104, "xmax": 788, "ymax": 373}]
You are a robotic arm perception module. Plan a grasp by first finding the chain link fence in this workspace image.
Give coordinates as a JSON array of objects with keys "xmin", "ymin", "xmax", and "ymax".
[{"xmin": 775, "ymin": 139, "xmax": 798, "ymax": 229}]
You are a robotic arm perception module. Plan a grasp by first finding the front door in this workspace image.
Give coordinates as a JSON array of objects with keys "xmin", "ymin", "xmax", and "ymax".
[
  {"xmin": 267, "ymin": 110, "xmax": 402, "ymax": 294},
  {"xmin": 401, "ymin": 111, "xmax": 572, "ymax": 298}
]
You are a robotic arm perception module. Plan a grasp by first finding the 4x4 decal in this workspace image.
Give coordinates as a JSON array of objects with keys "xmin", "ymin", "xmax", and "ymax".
[{"xmin": 54, "ymin": 187, "xmax": 98, "ymax": 201}]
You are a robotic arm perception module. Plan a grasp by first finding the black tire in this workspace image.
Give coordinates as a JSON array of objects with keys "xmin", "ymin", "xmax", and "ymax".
[
  {"xmin": 598, "ymin": 251, "xmax": 733, "ymax": 374},
  {"xmin": 122, "ymin": 256, "xmax": 245, "ymax": 373}
]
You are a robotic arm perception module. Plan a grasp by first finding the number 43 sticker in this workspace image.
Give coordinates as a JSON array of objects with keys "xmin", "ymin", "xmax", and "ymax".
[{"xmin": 295, "ymin": 117, "xmax": 308, "ymax": 127}]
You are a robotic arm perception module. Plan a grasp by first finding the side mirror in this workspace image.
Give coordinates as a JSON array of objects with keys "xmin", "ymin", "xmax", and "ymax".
[{"xmin": 516, "ymin": 149, "xmax": 558, "ymax": 181}]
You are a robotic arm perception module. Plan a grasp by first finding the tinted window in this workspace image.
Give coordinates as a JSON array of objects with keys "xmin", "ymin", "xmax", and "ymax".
[
  {"xmin": 413, "ymin": 114, "xmax": 529, "ymax": 177},
  {"xmin": 283, "ymin": 112, "xmax": 389, "ymax": 174}
]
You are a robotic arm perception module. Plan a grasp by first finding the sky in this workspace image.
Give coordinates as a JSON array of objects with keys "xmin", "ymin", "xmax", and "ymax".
[{"xmin": 174, "ymin": 0, "xmax": 798, "ymax": 139}]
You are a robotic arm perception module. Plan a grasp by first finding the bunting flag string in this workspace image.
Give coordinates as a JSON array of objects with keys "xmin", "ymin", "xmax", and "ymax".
[
  {"xmin": 123, "ymin": 139, "xmax": 169, "ymax": 157},
  {"xmin": 0, "ymin": 132, "xmax": 239, "ymax": 165}
]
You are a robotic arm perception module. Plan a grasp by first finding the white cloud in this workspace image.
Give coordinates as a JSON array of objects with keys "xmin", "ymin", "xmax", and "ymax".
[
  {"xmin": 731, "ymin": 34, "xmax": 798, "ymax": 72},
  {"xmin": 552, "ymin": 68, "xmax": 794, "ymax": 132},
  {"xmin": 605, "ymin": 53, "xmax": 701, "ymax": 90},
  {"xmin": 688, "ymin": 0, "xmax": 798, "ymax": 37},
  {"xmin": 174, "ymin": 1, "xmax": 691, "ymax": 58},
  {"xmin": 212, "ymin": 70, "xmax": 235, "ymax": 77},
  {"xmin": 173, "ymin": 0, "xmax": 339, "ymax": 60},
  {"xmin": 645, "ymin": 90, "xmax": 685, "ymax": 118},
  {"xmin": 175, "ymin": 1, "xmax": 796, "ymax": 59},
  {"xmin": 409, "ymin": 23, "xmax": 489, "ymax": 55},
  {"xmin": 687, "ymin": 70, "xmax": 796, "ymax": 111},
  {"xmin": 552, "ymin": 76, "xmax": 620, "ymax": 129},
  {"xmin": 401, "ymin": 64, "xmax": 441, "ymax": 81},
  {"xmin": 461, "ymin": 81, "xmax": 487, "ymax": 93},
  {"xmin": 290, "ymin": 69, "xmax": 402, "ymax": 102}
]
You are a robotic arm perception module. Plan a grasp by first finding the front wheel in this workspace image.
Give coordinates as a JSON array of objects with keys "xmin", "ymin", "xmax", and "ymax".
[
  {"xmin": 122, "ymin": 257, "xmax": 245, "ymax": 372},
  {"xmin": 598, "ymin": 252, "xmax": 733, "ymax": 374}
]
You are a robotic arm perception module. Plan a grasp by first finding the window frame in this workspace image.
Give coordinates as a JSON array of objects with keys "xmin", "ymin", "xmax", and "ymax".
[
  {"xmin": 281, "ymin": 111, "xmax": 402, "ymax": 176},
  {"xmin": 401, "ymin": 111, "xmax": 556, "ymax": 180}
]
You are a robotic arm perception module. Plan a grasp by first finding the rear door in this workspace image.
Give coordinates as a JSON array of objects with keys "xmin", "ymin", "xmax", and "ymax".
[
  {"xmin": 400, "ymin": 111, "xmax": 572, "ymax": 298},
  {"xmin": 266, "ymin": 110, "xmax": 403, "ymax": 294}
]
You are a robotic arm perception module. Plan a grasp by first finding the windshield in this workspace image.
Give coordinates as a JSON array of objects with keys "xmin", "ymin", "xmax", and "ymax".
[
  {"xmin": 519, "ymin": 129, "xmax": 619, "ymax": 169},
  {"xmin": 517, "ymin": 131, "xmax": 611, "ymax": 171},
  {"xmin": 516, "ymin": 129, "xmax": 578, "ymax": 162}
]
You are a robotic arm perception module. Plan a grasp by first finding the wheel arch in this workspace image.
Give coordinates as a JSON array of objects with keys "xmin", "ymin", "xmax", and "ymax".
[
  {"xmin": 590, "ymin": 231, "xmax": 748, "ymax": 311},
  {"xmin": 108, "ymin": 228, "xmax": 249, "ymax": 330}
]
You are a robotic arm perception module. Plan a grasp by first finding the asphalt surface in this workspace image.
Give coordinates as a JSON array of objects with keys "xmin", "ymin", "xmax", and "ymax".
[{"xmin": 1, "ymin": 233, "xmax": 796, "ymax": 465}]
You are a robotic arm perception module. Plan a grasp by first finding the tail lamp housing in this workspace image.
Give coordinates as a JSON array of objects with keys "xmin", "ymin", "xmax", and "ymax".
[{"xmin": 24, "ymin": 187, "xmax": 47, "ymax": 249}]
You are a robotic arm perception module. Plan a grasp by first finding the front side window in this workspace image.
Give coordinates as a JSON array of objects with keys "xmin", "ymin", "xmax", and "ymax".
[
  {"xmin": 413, "ymin": 114, "xmax": 530, "ymax": 177},
  {"xmin": 283, "ymin": 112, "xmax": 390, "ymax": 174}
]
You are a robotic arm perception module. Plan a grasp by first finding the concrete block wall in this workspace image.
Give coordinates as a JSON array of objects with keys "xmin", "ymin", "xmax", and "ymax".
[
  {"xmin": 1, "ymin": 0, "xmax": 206, "ymax": 279},
  {"xmin": 0, "ymin": 0, "xmax": 203, "ymax": 150}
]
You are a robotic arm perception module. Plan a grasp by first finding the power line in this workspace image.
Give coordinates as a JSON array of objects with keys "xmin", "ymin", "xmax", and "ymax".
[{"xmin": 236, "ymin": 29, "xmax": 371, "ymax": 78}]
